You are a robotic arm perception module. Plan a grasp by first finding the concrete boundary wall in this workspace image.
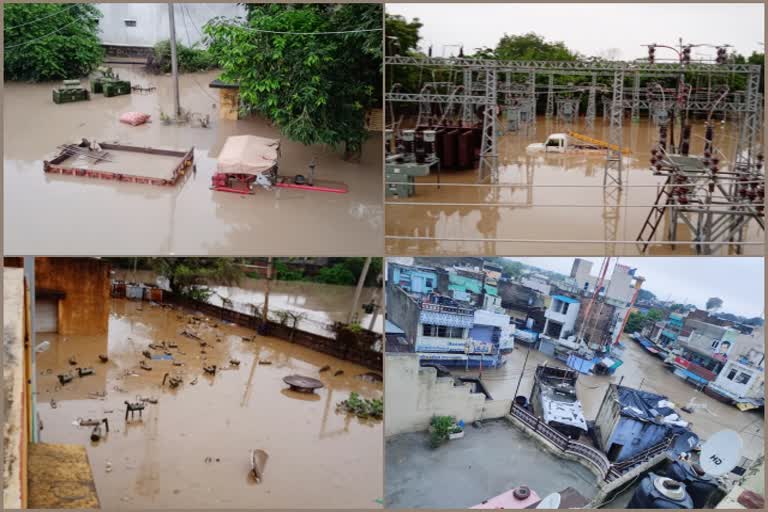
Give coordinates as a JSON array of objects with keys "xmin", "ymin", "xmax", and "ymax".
[
  {"xmin": 385, "ymin": 354, "xmax": 511, "ymax": 437},
  {"xmin": 164, "ymin": 293, "xmax": 383, "ymax": 371}
]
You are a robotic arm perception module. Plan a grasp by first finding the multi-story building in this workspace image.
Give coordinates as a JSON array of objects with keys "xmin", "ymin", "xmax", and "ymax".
[
  {"xmin": 520, "ymin": 273, "xmax": 551, "ymax": 295},
  {"xmin": 542, "ymin": 295, "xmax": 581, "ymax": 341},
  {"xmin": 388, "ymin": 262, "xmax": 439, "ymax": 296}
]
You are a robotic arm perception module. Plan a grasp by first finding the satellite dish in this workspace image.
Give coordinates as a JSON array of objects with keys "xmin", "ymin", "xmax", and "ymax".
[
  {"xmin": 700, "ymin": 430, "xmax": 742, "ymax": 476},
  {"xmin": 536, "ymin": 493, "xmax": 561, "ymax": 509}
]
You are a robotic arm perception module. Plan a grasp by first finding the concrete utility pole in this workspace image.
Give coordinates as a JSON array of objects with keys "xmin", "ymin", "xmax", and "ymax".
[
  {"xmin": 348, "ymin": 257, "xmax": 372, "ymax": 324},
  {"xmin": 367, "ymin": 275, "xmax": 382, "ymax": 331},
  {"xmin": 261, "ymin": 258, "xmax": 273, "ymax": 333},
  {"xmin": 24, "ymin": 257, "xmax": 39, "ymax": 443},
  {"xmin": 168, "ymin": 3, "xmax": 181, "ymax": 117}
]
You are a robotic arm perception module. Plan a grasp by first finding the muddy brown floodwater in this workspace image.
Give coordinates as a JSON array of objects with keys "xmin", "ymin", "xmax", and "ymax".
[
  {"xmin": 454, "ymin": 337, "xmax": 764, "ymax": 457},
  {"xmin": 385, "ymin": 116, "xmax": 763, "ymax": 256},
  {"xmin": 113, "ymin": 268, "xmax": 383, "ymax": 338},
  {"xmin": 4, "ymin": 65, "xmax": 383, "ymax": 255},
  {"xmin": 35, "ymin": 299, "xmax": 383, "ymax": 508}
]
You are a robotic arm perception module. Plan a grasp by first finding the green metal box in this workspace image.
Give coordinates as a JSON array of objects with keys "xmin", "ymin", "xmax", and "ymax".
[{"xmin": 103, "ymin": 80, "xmax": 132, "ymax": 97}]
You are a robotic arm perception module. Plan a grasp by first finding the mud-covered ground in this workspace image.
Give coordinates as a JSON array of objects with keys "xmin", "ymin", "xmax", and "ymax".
[
  {"xmin": 4, "ymin": 66, "xmax": 383, "ymax": 255},
  {"xmin": 34, "ymin": 298, "xmax": 383, "ymax": 508},
  {"xmin": 385, "ymin": 116, "xmax": 763, "ymax": 256}
]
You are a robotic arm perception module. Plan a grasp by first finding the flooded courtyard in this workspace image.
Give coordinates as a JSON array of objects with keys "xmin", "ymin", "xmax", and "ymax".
[
  {"xmin": 385, "ymin": 116, "xmax": 764, "ymax": 256},
  {"xmin": 455, "ymin": 336, "xmax": 764, "ymax": 456},
  {"xmin": 112, "ymin": 268, "xmax": 383, "ymax": 338},
  {"xmin": 4, "ymin": 65, "xmax": 383, "ymax": 255},
  {"xmin": 34, "ymin": 298, "xmax": 383, "ymax": 508}
]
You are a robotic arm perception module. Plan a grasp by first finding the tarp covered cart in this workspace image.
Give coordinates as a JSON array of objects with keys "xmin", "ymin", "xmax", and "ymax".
[{"xmin": 211, "ymin": 135, "xmax": 348, "ymax": 194}]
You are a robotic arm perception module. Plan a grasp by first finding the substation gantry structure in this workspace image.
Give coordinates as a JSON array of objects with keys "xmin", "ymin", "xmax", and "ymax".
[{"xmin": 385, "ymin": 55, "xmax": 764, "ymax": 253}]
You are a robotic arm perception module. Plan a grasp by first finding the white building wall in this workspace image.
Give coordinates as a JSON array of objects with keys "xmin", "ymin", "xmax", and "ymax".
[
  {"xmin": 96, "ymin": 3, "xmax": 246, "ymax": 47},
  {"xmin": 384, "ymin": 354, "xmax": 511, "ymax": 436},
  {"xmin": 605, "ymin": 264, "xmax": 635, "ymax": 305}
]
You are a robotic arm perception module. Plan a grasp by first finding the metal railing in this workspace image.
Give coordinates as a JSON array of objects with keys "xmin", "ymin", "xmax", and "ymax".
[{"xmin": 510, "ymin": 404, "xmax": 673, "ymax": 483}]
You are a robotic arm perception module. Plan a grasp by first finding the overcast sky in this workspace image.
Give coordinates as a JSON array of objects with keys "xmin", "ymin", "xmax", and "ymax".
[
  {"xmin": 509, "ymin": 257, "xmax": 764, "ymax": 318},
  {"xmin": 387, "ymin": 3, "xmax": 764, "ymax": 60}
]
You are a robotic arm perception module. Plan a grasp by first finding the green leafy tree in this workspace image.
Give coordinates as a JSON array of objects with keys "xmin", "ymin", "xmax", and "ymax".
[
  {"xmin": 4, "ymin": 3, "xmax": 104, "ymax": 82},
  {"xmin": 706, "ymin": 297, "xmax": 724, "ymax": 311},
  {"xmin": 625, "ymin": 312, "xmax": 645, "ymax": 333},
  {"xmin": 494, "ymin": 33, "xmax": 580, "ymax": 62},
  {"xmin": 315, "ymin": 264, "xmax": 357, "ymax": 286},
  {"xmin": 646, "ymin": 309, "xmax": 664, "ymax": 322},
  {"xmin": 205, "ymin": 3, "xmax": 382, "ymax": 156},
  {"xmin": 384, "ymin": 14, "xmax": 422, "ymax": 56},
  {"xmin": 151, "ymin": 258, "xmax": 243, "ymax": 299}
]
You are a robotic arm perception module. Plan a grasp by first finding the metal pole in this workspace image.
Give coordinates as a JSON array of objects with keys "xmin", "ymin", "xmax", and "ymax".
[
  {"xmin": 348, "ymin": 257, "xmax": 372, "ymax": 324},
  {"xmin": 513, "ymin": 347, "xmax": 530, "ymax": 399},
  {"xmin": 168, "ymin": 3, "xmax": 181, "ymax": 117},
  {"xmin": 367, "ymin": 275, "xmax": 382, "ymax": 331},
  {"xmin": 261, "ymin": 258, "xmax": 272, "ymax": 331}
]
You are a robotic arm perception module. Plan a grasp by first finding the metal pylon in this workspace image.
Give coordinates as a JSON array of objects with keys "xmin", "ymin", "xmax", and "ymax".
[
  {"xmin": 527, "ymin": 71, "xmax": 536, "ymax": 128},
  {"xmin": 462, "ymin": 69, "xmax": 474, "ymax": 126},
  {"xmin": 631, "ymin": 72, "xmax": 641, "ymax": 122},
  {"xmin": 586, "ymin": 74, "xmax": 597, "ymax": 128},
  {"xmin": 478, "ymin": 67, "xmax": 499, "ymax": 183},
  {"xmin": 545, "ymin": 74, "xmax": 554, "ymax": 118},
  {"xmin": 603, "ymin": 71, "xmax": 624, "ymax": 189}
]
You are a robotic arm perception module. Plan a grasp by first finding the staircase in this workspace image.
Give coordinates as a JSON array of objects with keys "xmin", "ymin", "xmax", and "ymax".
[{"xmin": 636, "ymin": 176, "xmax": 673, "ymax": 253}]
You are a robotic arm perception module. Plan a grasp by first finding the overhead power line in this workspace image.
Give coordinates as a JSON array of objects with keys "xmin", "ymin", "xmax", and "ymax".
[
  {"xmin": 5, "ymin": 15, "xmax": 98, "ymax": 50},
  {"xmin": 4, "ymin": 3, "xmax": 79, "ymax": 31}
]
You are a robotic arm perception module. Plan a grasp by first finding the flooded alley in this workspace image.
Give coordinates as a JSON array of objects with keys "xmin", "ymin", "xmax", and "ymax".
[
  {"xmin": 4, "ymin": 65, "xmax": 383, "ymax": 255},
  {"xmin": 385, "ymin": 116, "xmax": 763, "ymax": 256},
  {"xmin": 455, "ymin": 336, "xmax": 764, "ymax": 456},
  {"xmin": 34, "ymin": 298, "xmax": 383, "ymax": 508}
]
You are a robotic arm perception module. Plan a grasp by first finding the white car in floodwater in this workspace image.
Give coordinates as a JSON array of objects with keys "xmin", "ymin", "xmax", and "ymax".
[{"xmin": 526, "ymin": 133, "xmax": 571, "ymax": 153}]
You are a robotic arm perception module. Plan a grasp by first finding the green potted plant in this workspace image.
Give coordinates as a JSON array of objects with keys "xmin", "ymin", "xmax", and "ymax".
[{"xmin": 429, "ymin": 415, "xmax": 464, "ymax": 447}]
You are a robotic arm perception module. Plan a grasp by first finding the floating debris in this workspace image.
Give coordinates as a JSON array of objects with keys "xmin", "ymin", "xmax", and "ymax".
[
  {"xmin": 167, "ymin": 342, "xmax": 178, "ymax": 349},
  {"xmin": 203, "ymin": 365, "xmax": 217, "ymax": 375},
  {"xmin": 50, "ymin": 399, "xmax": 57, "ymax": 409},
  {"xmin": 68, "ymin": 356, "xmax": 77, "ymax": 366},
  {"xmin": 356, "ymin": 372, "xmax": 383, "ymax": 383},
  {"xmin": 77, "ymin": 417, "xmax": 104, "ymax": 427},
  {"xmin": 139, "ymin": 360, "xmax": 152, "ymax": 371},
  {"xmin": 334, "ymin": 370, "xmax": 345, "ymax": 377},
  {"xmin": 138, "ymin": 396, "xmax": 158, "ymax": 404},
  {"xmin": 229, "ymin": 359, "xmax": 240, "ymax": 367},
  {"xmin": 241, "ymin": 336, "xmax": 254, "ymax": 342},
  {"xmin": 319, "ymin": 365, "xmax": 331, "ymax": 373},
  {"xmin": 336, "ymin": 392, "xmax": 383, "ymax": 420},
  {"xmin": 58, "ymin": 373, "xmax": 73, "ymax": 385},
  {"xmin": 98, "ymin": 354, "xmax": 109, "ymax": 363},
  {"xmin": 190, "ymin": 376, "xmax": 198, "ymax": 385},
  {"xmin": 77, "ymin": 367, "xmax": 95, "ymax": 377},
  {"xmin": 284, "ymin": 375, "xmax": 324, "ymax": 394},
  {"xmin": 250, "ymin": 449, "xmax": 269, "ymax": 483},
  {"xmin": 181, "ymin": 330, "xmax": 202, "ymax": 341},
  {"xmin": 172, "ymin": 361, "xmax": 184, "ymax": 367},
  {"xmin": 258, "ymin": 360, "xmax": 272, "ymax": 365},
  {"xmin": 149, "ymin": 343, "xmax": 164, "ymax": 350},
  {"xmin": 163, "ymin": 373, "xmax": 182, "ymax": 388},
  {"xmin": 142, "ymin": 350, "xmax": 152, "ymax": 359},
  {"xmin": 124, "ymin": 401, "xmax": 145, "ymax": 420}
]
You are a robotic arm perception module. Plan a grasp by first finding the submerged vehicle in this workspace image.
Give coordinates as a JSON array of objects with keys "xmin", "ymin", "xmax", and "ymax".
[{"xmin": 526, "ymin": 131, "xmax": 633, "ymax": 155}]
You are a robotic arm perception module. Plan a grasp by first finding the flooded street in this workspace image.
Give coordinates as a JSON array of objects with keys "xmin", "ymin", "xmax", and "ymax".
[
  {"xmin": 455, "ymin": 337, "xmax": 763, "ymax": 456},
  {"xmin": 34, "ymin": 298, "xmax": 383, "ymax": 508},
  {"xmin": 113, "ymin": 269, "xmax": 383, "ymax": 338},
  {"xmin": 385, "ymin": 116, "xmax": 763, "ymax": 256},
  {"xmin": 4, "ymin": 65, "xmax": 383, "ymax": 255}
]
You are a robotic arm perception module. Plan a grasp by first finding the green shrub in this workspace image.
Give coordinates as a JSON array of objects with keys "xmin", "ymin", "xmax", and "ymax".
[
  {"xmin": 315, "ymin": 264, "xmax": 356, "ymax": 286},
  {"xmin": 148, "ymin": 40, "xmax": 217, "ymax": 74}
]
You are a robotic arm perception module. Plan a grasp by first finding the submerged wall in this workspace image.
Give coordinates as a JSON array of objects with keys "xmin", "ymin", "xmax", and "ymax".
[{"xmin": 385, "ymin": 353, "xmax": 511, "ymax": 437}]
